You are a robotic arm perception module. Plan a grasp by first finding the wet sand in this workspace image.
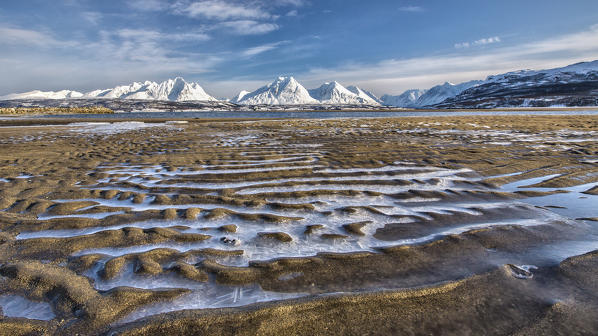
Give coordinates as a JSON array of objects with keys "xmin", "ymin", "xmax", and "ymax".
[{"xmin": 0, "ymin": 115, "xmax": 597, "ymax": 335}]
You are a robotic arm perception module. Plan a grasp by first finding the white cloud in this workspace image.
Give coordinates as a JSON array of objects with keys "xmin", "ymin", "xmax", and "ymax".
[
  {"xmin": 399, "ymin": 6, "xmax": 423, "ymax": 12},
  {"xmin": 275, "ymin": 0, "xmax": 306, "ymax": 6},
  {"xmin": 473, "ymin": 36, "xmax": 501, "ymax": 45},
  {"xmin": 218, "ymin": 20, "xmax": 279, "ymax": 35},
  {"xmin": 176, "ymin": 0, "xmax": 272, "ymax": 20},
  {"xmin": 0, "ymin": 24, "xmax": 221, "ymax": 95},
  {"xmin": 127, "ymin": 0, "xmax": 169, "ymax": 11},
  {"xmin": 455, "ymin": 36, "xmax": 501, "ymax": 49},
  {"xmin": 286, "ymin": 10, "xmax": 298, "ymax": 17},
  {"xmin": 0, "ymin": 26, "xmax": 76, "ymax": 48},
  {"xmin": 116, "ymin": 28, "xmax": 210, "ymax": 42},
  {"xmin": 241, "ymin": 41, "xmax": 289, "ymax": 57}
]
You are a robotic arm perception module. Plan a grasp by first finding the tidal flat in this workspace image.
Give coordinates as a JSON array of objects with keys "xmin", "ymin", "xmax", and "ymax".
[{"xmin": 0, "ymin": 114, "xmax": 597, "ymax": 335}]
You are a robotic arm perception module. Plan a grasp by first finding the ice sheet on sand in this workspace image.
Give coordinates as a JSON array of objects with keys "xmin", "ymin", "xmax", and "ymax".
[
  {"xmin": 71, "ymin": 213, "xmax": 553, "ymax": 268},
  {"xmin": 66, "ymin": 122, "xmax": 177, "ymax": 135},
  {"xmin": 100, "ymin": 164, "xmax": 323, "ymax": 177},
  {"xmin": 0, "ymin": 295, "xmax": 55, "ymax": 320},
  {"xmin": 37, "ymin": 211, "xmax": 125, "ymax": 220},
  {"xmin": 117, "ymin": 283, "xmax": 305, "ymax": 324}
]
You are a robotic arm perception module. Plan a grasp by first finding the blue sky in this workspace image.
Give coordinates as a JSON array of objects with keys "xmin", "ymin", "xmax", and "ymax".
[{"xmin": 1, "ymin": 0, "xmax": 598, "ymax": 98}]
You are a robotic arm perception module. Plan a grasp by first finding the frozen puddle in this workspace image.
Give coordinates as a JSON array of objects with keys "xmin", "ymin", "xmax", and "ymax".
[
  {"xmin": 0, "ymin": 295, "xmax": 55, "ymax": 320},
  {"xmin": 502, "ymin": 174, "xmax": 598, "ymax": 219}
]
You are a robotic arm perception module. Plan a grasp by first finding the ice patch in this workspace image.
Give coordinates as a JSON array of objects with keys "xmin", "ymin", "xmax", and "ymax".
[
  {"xmin": 0, "ymin": 295, "xmax": 55, "ymax": 320},
  {"xmin": 66, "ymin": 122, "xmax": 177, "ymax": 135},
  {"xmin": 117, "ymin": 283, "xmax": 305, "ymax": 324}
]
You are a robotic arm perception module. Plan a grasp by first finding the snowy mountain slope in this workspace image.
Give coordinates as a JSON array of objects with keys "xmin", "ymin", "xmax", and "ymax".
[
  {"xmin": 1, "ymin": 90, "xmax": 83, "ymax": 100},
  {"xmin": 414, "ymin": 80, "xmax": 482, "ymax": 107},
  {"xmin": 380, "ymin": 89, "xmax": 426, "ymax": 107},
  {"xmin": 238, "ymin": 77, "xmax": 318, "ymax": 105},
  {"xmin": 308, "ymin": 81, "xmax": 376, "ymax": 105},
  {"xmin": 436, "ymin": 60, "xmax": 598, "ymax": 108},
  {"xmin": 346, "ymin": 85, "xmax": 381, "ymax": 105},
  {"xmin": 231, "ymin": 90, "xmax": 251, "ymax": 103}
]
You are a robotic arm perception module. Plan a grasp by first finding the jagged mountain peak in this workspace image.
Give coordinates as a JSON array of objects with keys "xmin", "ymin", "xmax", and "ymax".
[
  {"xmin": 84, "ymin": 77, "xmax": 217, "ymax": 101},
  {"xmin": 346, "ymin": 85, "xmax": 381, "ymax": 105},
  {"xmin": 238, "ymin": 76, "xmax": 318, "ymax": 105},
  {"xmin": 307, "ymin": 81, "xmax": 380, "ymax": 105}
]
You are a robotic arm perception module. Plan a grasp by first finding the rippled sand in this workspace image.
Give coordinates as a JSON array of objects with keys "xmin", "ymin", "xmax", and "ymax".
[{"xmin": 0, "ymin": 115, "xmax": 597, "ymax": 335}]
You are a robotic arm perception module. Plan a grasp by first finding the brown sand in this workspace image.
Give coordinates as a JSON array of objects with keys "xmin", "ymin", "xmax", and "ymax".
[{"xmin": 0, "ymin": 115, "xmax": 596, "ymax": 335}]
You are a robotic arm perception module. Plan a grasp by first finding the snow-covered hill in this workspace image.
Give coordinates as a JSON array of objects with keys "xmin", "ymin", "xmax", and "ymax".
[
  {"xmin": 380, "ymin": 81, "xmax": 480, "ymax": 108},
  {"xmin": 413, "ymin": 80, "xmax": 482, "ymax": 107},
  {"xmin": 436, "ymin": 60, "xmax": 598, "ymax": 108},
  {"xmin": 1, "ymin": 90, "xmax": 83, "ymax": 100},
  {"xmin": 237, "ymin": 76, "xmax": 318, "ymax": 105}
]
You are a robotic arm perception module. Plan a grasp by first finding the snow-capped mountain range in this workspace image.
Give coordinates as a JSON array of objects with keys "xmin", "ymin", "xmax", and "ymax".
[
  {"xmin": 83, "ymin": 77, "xmax": 216, "ymax": 101},
  {"xmin": 235, "ymin": 77, "xmax": 381, "ymax": 105},
  {"xmin": 3, "ymin": 60, "xmax": 598, "ymax": 108},
  {"xmin": 2, "ymin": 77, "xmax": 217, "ymax": 102}
]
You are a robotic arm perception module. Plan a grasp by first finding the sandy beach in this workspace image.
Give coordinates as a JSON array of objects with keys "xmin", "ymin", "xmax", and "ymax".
[{"xmin": 0, "ymin": 114, "xmax": 597, "ymax": 335}]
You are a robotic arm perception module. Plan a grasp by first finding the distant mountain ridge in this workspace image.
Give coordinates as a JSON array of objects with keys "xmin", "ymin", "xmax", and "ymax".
[
  {"xmin": 2, "ymin": 77, "xmax": 217, "ymax": 102},
  {"xmin": 380, "ymin": 89, "xmax": 426, "ymax": 107},
  {"xmin": 82, "ymin": 77, "xmax": 217, "ymax": 101},
  {"xmin": 383, "ymin": 60, "xmax": 598, "ymax": 108},
  {"xmin": 435, "ymin": 60, "xmax": 598, "ymax": 108},
  {"xmin": 3, "ymin": 60, "xmax": 598, "ymax": 107}
]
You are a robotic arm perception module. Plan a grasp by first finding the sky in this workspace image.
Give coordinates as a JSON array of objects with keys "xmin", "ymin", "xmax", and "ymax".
[{"xmin": 1, "ymin": 0, "xmax": 598, "ymax": 98}]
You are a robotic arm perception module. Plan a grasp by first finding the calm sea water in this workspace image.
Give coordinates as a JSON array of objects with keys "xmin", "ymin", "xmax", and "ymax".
[{"xmin": 17, "ymin": 109, "xmax": 598, "ymax": 120}]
